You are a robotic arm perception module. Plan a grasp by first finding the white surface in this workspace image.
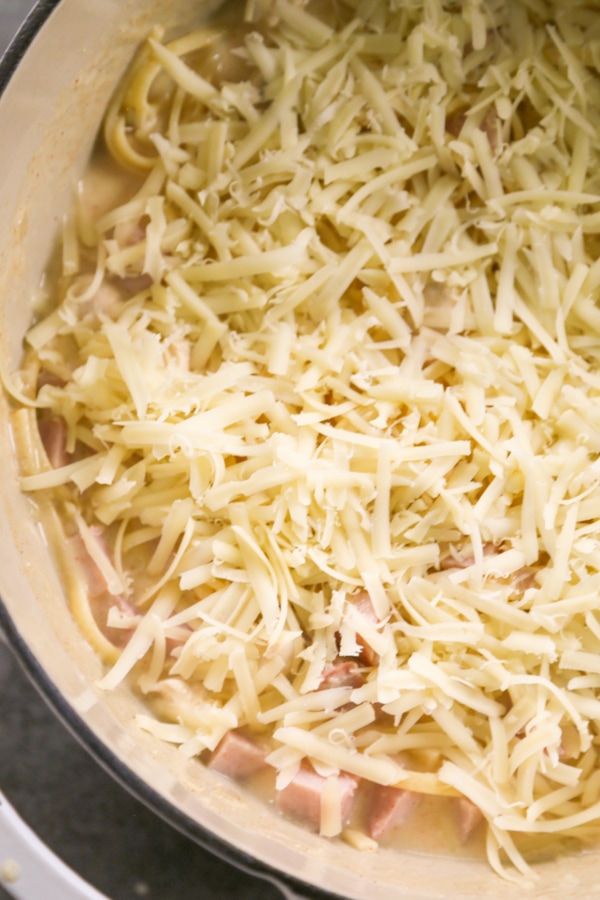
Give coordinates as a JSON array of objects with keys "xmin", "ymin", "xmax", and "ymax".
[{"xmin": 0, "ymin": 791, "xmax": 109, "ymax": 900}]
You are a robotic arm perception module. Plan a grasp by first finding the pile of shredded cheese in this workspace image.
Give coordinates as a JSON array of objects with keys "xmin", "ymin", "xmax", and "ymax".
[{"xmin": 8, "ymin": 0, "xmax": 600, "ymax": 880}]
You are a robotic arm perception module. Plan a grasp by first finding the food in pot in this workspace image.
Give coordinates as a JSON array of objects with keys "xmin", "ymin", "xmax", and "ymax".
[{"xmin": 5, "ymin": 0, "xmax": 600, "ymax": 881}]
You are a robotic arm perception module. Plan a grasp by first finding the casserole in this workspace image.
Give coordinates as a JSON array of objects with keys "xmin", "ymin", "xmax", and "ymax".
[{"xmin": 1, "ymin": 2, "xmax": 599, "ymax": 898}]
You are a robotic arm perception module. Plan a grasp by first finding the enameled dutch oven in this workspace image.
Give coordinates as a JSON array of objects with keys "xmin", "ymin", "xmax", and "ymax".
[{"xmin": 0, "ymin": 3, "xmax": 597, "ymax": 898}]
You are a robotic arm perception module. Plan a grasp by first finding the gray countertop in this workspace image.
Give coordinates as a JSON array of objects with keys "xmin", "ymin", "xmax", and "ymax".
[{"xmin": 0, "ymin": 4, "xmax": 286, "ymax": 899}]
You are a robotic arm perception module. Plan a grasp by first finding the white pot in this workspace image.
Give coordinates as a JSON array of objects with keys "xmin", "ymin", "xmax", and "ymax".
[{"xmin": 0, "ymin": 3, "xmax": 595, "ymax": 898}]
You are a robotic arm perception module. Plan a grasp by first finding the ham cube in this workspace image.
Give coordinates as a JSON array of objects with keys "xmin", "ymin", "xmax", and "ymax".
[
  {"xmin": 90, "ymin": 592, "xmax": 138, "ymax": 647},
  {"xmin": 68, "ymin": 528, "xmax": 115, "ymax": 599},
  {"xmin": 455, "ymin": 797, "xmax": 484, "ymax": 843},
  {"xmin": 353, "ymin": 591, "xmax": 379, "ymax": 623},
  {"xmin": 366, "ymin": 785, "xmax": 421, "ymax": 840},
  {"xmin": 276, "ymin": 767, "xmax": 357, "ymax": 832},
  {"xmin": 319, "ymin": 660, "xmax": 364, "ymax": 690},
  {"xmin": 38, "ymin": 414, "xmax": 68, "ymax": 469},
  {"xmin": 68, "ymin": 528, "xmax": 137, "ymax": 645},
  {"xmin": 113, "ymin": 272, "xmax": 153, "ymax": 294},
  {"xmin": 480, "ymin": 106, "xmax": 502, "ymax": 153},
  {"xmin": 208, "ymin": 730, "xmax": 268, "ymax": 781},
  {"xmin": 90, "ymin": 283, "xmax": 122, "ymax": 315},
  {"xmin": 445, "ymin": 106, "xmax": 501, "ymax": 152}
]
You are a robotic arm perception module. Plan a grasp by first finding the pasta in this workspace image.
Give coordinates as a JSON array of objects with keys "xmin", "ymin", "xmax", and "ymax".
[{"xmin": 6, "ymin": 0, "xmax": 600, "ymax": 880}]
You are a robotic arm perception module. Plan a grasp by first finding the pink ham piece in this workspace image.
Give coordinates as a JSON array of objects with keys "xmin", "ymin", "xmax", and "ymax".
[
  {"xmin": 440, "ymin": 545, "xmax": 540, "ymax": 599},
  {"xmin": 68, "ymin": 528, "xmax": 115, "ymax": 599},
  {"xmin": 276, "ymin": 766, "xmax": 357, "ymax": 832},
  {"xmin": 446, "ymin": 106, "xmax": 501, "ymax": 152},
  {"xmin": 319, "ymin": 660, "xmax": 365, "ymax": 690},
  {"xmin": 455, "ymin": 797, "xmax": 484, "ymax": 844},
  {"xmin": 38, "ymin": 414, "xmax": 68, "ymax": 469},
  {"xmin": 480, "ymin": 106, "xmax": 502, "ymax": 153},
  {"xmin": 89, "ymin": 593, "xmax": 138, "ymax": 648},
  {"xmin": 208, "ymin": 730, "xmax": 269, "ymax": 780},
  {"xmin": 353, "ymin": 591, "xmax": 378, "ymax": 621},
  {"xmin": 73, "ymin": 283, "xmax": 122, "ymax": 319},
  {"xmin": 113, "ymin": 272, "xmax": 153, "ymax": 295},
  {"xmin": 90, "ymin": 283, "xmax": 122, "ymax": 315},
  {"xmin": 509, "ymin": 566, "xmax": 539, "ymax": 593},
  {"xmin": 90, "ymin": 576, "xmax": 138, "ymax": 648},
  {"xmin": 446, "ymin": 110, "xmax": 466, "ymax": 140},
  {"xmin": 68, "ymin": 528, "xmax": 137, "ymax": 646},
  {"xmin": 37, "ymin": 371, "xmax": 66, "ymax": 391},
  {"xmin": 79, "ymin": 275, "xmax": 153, "ymax": 320},
  {"xmin": 366, "ymin": 785, "xmax": 421, "ymax": 840},
  {"xmin": 114, "ymin": 219, "xmax": 147, "ymax": 248}
]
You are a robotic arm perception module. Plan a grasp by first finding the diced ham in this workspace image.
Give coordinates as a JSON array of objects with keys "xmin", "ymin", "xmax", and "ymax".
[
  {"xmin": 366, "ymin": 785, "xmax": 421, "ymax": 840},
  {"xmin": 74, "ymin": 282, "xmax": 122, "ymax": 319},
  {"xmin": 480, "ymin": 106, "xmax": 502, "ymax": 153},
  {"xmin": 446, "ymin": 106, "xmax": 501, "ymax": 152},
  {"xmin": 90, "ymin": 592, "xmax": 138, "ymax": 648},
  {"xmin": 68, "ymin": 528, "xmax": 137, "ymax": 646},
  {"xmin": 508, "ymin": 566, "xmax": 539, "ymax": 594},
  {"xmin": 445, "ymin": 111, "xmax": 466, "ymax": 139},
  {"xmin": 113, "ymin": 272, "xmax": 154, "ymax": 295},
  {"xmin": 455, "ymin": 797, "xmax": 484, "ymax": 844},
  {"xmin": 276, "ymin": 766, "xmax": 357, "ymax": 832},
  {"xmin": 440, "ymin": 545, "xmax": 540, "ymax": 599},
  {"xmin": 68, "ymin": 528, "xmax": 113, "ymax": 599},
  {"xmin": 91, "ymin": 282, "xmax": 122, "ymax": 315},
  {"xmin": 319, "ymin": 660, "xmax": 365, "ymax": 690},
  {"xmin": 37, "ymin": 370, "xmax": 66, "ymax": 391},
  {"xmin": 80, "ymin": 276, "xmax": 152, "ymax": 320},
  {"xmin": 353, "ymin": 591, "xmax": 378, "ymax": 623},
  {"xmin": 114, "ymin": 219, "xmax": 147, "ymax": 248},
  {"xmin": 38, "ymin": 414, "xmax": 68, "ymax": 469},
  {"xmin": 208, "ymin": 730, "xmax": 269, "ymax": 780}
]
